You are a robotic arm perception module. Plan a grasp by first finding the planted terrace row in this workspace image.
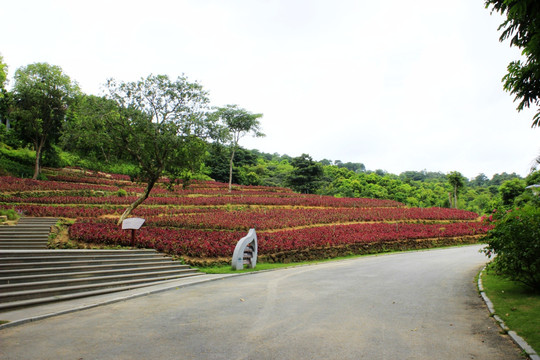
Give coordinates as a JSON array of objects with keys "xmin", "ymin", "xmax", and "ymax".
[
  {"xmin": 69, "ymin": 221, "xmax": 491, "ymax": 259},
  {"xmin": 2, "ymin": 194, "xmax": 404, "ymax": 208},
  {"xmin": 143, "ymin": 207, "xmax": 478, "ymax": 230},
  {"xmin": 1, "ymin": 175, "xmax": 293, "ymax": 196},
  {"xmin": 1, "ymin": 205, "xmax": 476, "ymax": 230}
]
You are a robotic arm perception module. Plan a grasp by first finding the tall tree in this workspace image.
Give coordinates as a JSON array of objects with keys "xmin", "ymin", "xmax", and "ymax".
[
  {"xmin": 0, "ymin": 54, "xmax": 9, "ymax": 129},
  {"xmin": 212, "ymin": 105, "xmax": 264, "ymax": 192},
  {"xmin": 447, "ymin": 171, "xmax": 465, "ymax": 209},
  {"xmin": 288, "ymin": 153, "xmax": 324, "ymax": 194},
  {"xmin": 0, "ymin": 54, "xmax": 7, "ymax": 100},
  {"xmin": 485, "ymin": 0, "xmax": 540, "ymax": 127},
  {"xmin": 11, "ymin": 63, "xmax": 79, "ymax": 179},
  {"xmin": 105, "ymin": 74, "xmax": 214, "ymax": 224}
]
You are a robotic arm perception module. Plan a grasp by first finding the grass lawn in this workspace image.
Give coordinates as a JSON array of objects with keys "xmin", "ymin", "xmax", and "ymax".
[{"xmin": 481, "ymin": 268, "xmax": 540, "ymax": 354}]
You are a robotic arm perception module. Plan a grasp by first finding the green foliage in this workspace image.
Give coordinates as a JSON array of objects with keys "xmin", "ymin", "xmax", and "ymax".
[
  {"xmin": 0, "ymin": 54, "xmax": 7, "ymax": 91},
  {"xmin": 447, "ymin": 171, "xmax": 465, "ymax": 209},
  {"xmin": 499, "ymin": 178, "xmax": 526, "ymax": 205},
  {"xmin": 0, "ymin": 208, "xmax": 19, "ymax": 221},
  {"xmin": 105, "ymin": 74, "xmax": 212, "ymax": 184},
  {"xmin": 483, "ymin": 206, "xmax": 540, "ymax": 291},
  {"xmin": 102, "ymin": 74, "xmax": 215, "ymax": 223},
  {"xmin": 287, "ymin": 153, "xmax": 324, "ymax": 194},
  {"xmin": 61, "ymin": 95, "xmax": 127, "ymax": 163},
  {"xmin": 485, "ymin": 0, "xmax": 540, "ymax": 127},
  {"xmin": 10, "ymin": 62, "xmax": 80, "ymax": 179},
  {"xmin": 0, "ymin": 146, "xmax": 36, "ymax": 177},
  {"xmin": 116, "ymin": 189, "xmax": 128, "ymax": 197},
  {"xmin": 211, "ymin": 104, "xmax": 264, "ymax": 191}
]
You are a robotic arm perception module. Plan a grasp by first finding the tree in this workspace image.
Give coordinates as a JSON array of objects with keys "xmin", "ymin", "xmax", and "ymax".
[
  {"xmin": 0, "ymin": 54, "xmax": 10, "ymax": 131},
  {"xmin": 485, "ymin": 0, "xmax": 540, "ymax": 127},
  {"xmin": 447, "ymin": 171, "xmax": 465, "ymax": 209},
  {"xmin": 105, "ymin": 74, "xmax": 214, "ymax": 224},
  {"xmin": 483, "ymin": 206, "xmax": 540, "ymax": 291},
  {"xmin": 470, "ymin": 173, "xmax": 489, "ymax": 187},
  {"xmin": 212, "ymin": 105, "xmax": 264, "ymax": 192},
  {"xmin": 288, "ymin": 153, "xmax": 324, "ymax": 194},
  {"xmin": 11, "ymin": 63, "xmax": 79, "ymax": 179},
  {"xmin": 61, "ymin": 95, "xmax": 125, "ymax": 163},
  {"xmin": 499, "ymin": 178, "xmax": 526, "ymax": 205}
]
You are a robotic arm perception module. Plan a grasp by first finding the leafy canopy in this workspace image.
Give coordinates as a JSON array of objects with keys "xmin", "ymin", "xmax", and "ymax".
[
  {"xmin": 102, "ymin": 74, "xmax": 215, "ymax": 223},
  {"xmin": 483, "ymin": 206, "xmax": 540, "ymax": 291},
  {"xmin": 11, "ymin": 62, "xmax": 79, "ymax": 178},
  {"xmin": 485, "ymin": 0, "xmax": 540, "ymax": 127}
]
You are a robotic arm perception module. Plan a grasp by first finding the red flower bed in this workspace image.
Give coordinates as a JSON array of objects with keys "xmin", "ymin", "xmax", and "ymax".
[
  {"xmin": 0, "ymin": 176, "xmax": 117, "ymax": 192},
  {"xmin": 69, "ymin": 221, "xmax": 490, "ymax": 259},
  {"xmin": 144, "ymin": 207, "xmax": 478, "ymax": 231},
  {"xmin": 3, "ymin": 194, "xmax": 404, "ymax": 208}
]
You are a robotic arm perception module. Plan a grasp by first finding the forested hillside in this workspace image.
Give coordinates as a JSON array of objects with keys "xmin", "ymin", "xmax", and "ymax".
[{"xmin": 1, "ymin": 57, "xmax": 538, "ymax": 215}]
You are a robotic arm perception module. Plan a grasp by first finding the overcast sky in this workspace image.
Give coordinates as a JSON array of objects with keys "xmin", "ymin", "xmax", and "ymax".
[{"xmin": 2, "ymin": 0, "xmax": 539, "ymax": 179}]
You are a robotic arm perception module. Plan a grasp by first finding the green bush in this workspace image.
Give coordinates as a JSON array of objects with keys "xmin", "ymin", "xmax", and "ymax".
[
  {"xmin": 116, "ymin": 189, "xmax": 128, "ymax": 197},
  {"xmin": 0, "ymin": 154, "xmax": 34, "ymax": 178},
  {"xmin": 0, "ymin": 208, "xmax": 20, "ymax": 221},
  {"xmin": 483, "ymin": 206, "xmax": 540, "ymax": 291}
]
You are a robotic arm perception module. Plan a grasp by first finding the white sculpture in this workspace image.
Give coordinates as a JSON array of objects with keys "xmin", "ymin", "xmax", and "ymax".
[{"xmin": 231, "ymin": 228, "xmax": 258, "ymax": 270}]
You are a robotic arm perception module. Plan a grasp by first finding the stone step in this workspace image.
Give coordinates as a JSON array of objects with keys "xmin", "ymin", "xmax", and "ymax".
[
  {"xmin": 0, "ymin": 261, "xmax": 189, "ymax": 276},
  {"xmin": 0, "ymin": 225, "xmax": 54, "ymax": 229},
  {"xmin": 0, "ymin": 257, "xmax": 171, "ymax": 269},
  {"xmin": 0, "ymin": 272, "xmax": 202, "ymax": 303},
  {"xmin": 18, "ymin": 218, "xmax": 58, "ymax": 222},
  {"xmin": 0, "ymin": 276, "xmax": 200, "ymax": 312},
  {"xmin": 0, "ymin": 249, "xmax": 158, "ymax": 256},
  {"xmin": 0, "ymin": 268, "xmax": 199, "ymax": 291},
  {"xmin": 0, "ymin": 238, "xmax": 51, "ymax": 242},
  {"xmin": 0, "ymin": 252, "xmax": 165, "ymax": 262},
  {"xmin": 0, "ymin": 220, "xmax": 202, "ymax": 311},
  {"xmin": 0, "ymin": 227, "xmax": 52, "ymax": 231},
  {"xmin": 0, "ymin": 229, "xmax": 52, "ymax": 233},
  {"xmin": 0, "ymin": 241, "xmax": 48, "ymax": 245},
  {"xmin": 0, "ymin": 244, "xmax": 48, "ymax": 250}
]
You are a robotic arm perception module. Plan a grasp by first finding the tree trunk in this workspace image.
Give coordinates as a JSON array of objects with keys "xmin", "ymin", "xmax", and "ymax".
[
  {"xmin": 117, "ymin": 178, "xmax": 157, "ymax": 225},
  {"xmin": 32, "ymin": 141, "xmax": 45, "ymax": 180},
  {"xmin": 454, "ymin": 187, "xmax": 458, "ymax": 209},
  {"xmin": 228, "ymin": 147, "xmax": 236, "ymax": 193}
]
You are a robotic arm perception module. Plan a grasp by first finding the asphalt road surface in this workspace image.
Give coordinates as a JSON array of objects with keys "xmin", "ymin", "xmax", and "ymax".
[{"xmin": 0, "ymin": 245, "xmax": 522, "ymax": 359}]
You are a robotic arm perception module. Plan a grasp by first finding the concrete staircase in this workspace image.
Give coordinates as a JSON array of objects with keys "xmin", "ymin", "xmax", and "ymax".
[
  {"xmin": 0, "ymin": 249, "xmax": 202, "ymax": 311},
  {"xmin": 0, "ymin": 217, "xmax": 58, "ymax": 249},
  {"xmin": 0, "ymin": 217, "xmax": 203, "ymax": 312}
]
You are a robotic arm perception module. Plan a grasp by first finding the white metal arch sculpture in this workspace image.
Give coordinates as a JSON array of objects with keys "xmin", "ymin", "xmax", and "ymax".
[{"xmin": 231, "ymin": 228, "xmax": 258, "ymax": 270}]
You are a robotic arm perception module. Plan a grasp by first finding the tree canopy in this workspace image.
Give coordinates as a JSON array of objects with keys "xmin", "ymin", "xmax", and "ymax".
[
  {"xmin": 11, "ymin": 62, "xmax": 79, "ymax": 179},
  {"xmin": 485, "ymin": 0, "xmax": 540, "ymax": 127},
  {"xmin": 104, "ymin": 74, "xmax": 214, "ymax": 223},
  {"xmin": 287, "ymin": 153, "xmax": 324, "ymax": 194},
  {"xmin": 212, "ymin": 104, "xmax": 264, "ymax": 192},
  {"xmin": 447, "ymin": 171, "xmax": 465, "ymax": 209}
]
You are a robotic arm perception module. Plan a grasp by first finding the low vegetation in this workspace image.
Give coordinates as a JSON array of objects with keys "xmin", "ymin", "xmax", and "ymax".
[{"xmin": 1, "ymin": 167, "xmax": 489, "ymax": 266}]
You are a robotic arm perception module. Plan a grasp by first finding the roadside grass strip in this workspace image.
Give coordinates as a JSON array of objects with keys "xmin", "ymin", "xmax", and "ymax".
[{"xmin": 479, "ymin": 266, "xmax": 540, "ymax": 359}]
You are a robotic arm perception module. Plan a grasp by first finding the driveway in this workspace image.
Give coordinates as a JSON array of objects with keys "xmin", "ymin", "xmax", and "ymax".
[{"xmin": 0, "ymin": 245, "xmax": 522, "ymax": 359}]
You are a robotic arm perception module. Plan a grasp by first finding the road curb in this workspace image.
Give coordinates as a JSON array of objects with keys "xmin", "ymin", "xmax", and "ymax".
[{"xmin": 478, "ymin": 266, "xmax": 540, "ymax": 360}]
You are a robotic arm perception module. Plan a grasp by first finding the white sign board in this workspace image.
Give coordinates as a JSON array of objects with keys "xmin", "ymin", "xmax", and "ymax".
[{"xmin": 122, "ymin": 217, "xmax": 145, "ymax": 230}]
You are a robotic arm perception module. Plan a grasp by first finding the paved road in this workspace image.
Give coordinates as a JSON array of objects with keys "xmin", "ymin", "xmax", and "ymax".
[{"xmin": 0, "ymin": 245, "xmax": 522, "ymax": 359}]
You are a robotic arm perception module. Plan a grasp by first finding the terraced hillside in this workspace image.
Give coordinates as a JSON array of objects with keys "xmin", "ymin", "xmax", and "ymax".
[{"xmin": 0, "ymin": 167, "xmax": 490, "ymax": 266}]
